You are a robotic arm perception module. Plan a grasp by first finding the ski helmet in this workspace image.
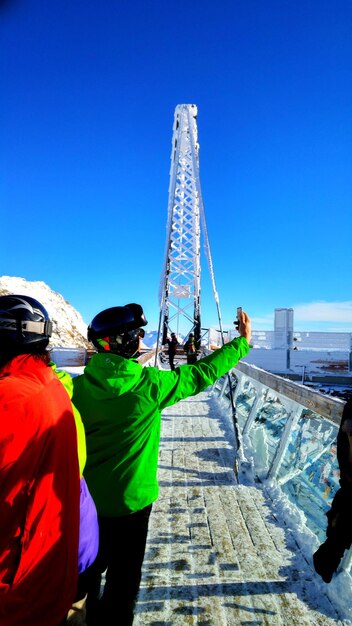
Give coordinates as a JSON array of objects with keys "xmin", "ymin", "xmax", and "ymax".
[
  {"xmin": 87, "ymin": 303, "xmax": 147, "ymax": 358},
  {"xmin": 0, "ymin": 295, "xmax": 52, "ymax": 353}
]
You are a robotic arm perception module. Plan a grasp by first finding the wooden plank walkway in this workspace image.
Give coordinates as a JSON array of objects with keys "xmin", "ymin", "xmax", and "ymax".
[{"xmin": 133, "ymin": 391, "xmax": 347, "ymax": 626}]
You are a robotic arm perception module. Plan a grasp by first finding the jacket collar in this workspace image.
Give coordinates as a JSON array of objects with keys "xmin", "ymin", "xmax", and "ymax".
[{"xmin": 0, "ymin": 354, "xmax": 47, "ymax": 377}]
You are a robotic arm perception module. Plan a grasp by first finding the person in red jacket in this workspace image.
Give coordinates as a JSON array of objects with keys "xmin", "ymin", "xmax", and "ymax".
[{"xmin": 0, "ymin": 295, "xmax": 81, "ymax": 626}]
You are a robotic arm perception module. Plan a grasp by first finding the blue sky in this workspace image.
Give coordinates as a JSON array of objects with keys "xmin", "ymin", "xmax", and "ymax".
[{"xmin": 1, "ymin": 0, "xmax": 351, "ymax": 333}]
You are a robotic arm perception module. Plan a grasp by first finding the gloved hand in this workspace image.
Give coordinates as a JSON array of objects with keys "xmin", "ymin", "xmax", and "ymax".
[{"xmin": 313, "ymin": 537, "xmax": 346, "ymax": 583}]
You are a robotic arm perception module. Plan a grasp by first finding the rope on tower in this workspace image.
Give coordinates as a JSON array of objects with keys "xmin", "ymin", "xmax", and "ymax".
[
  {"xmin": 200, "ymin": 204, "xmax": 244, "ymax": 478},
  {"xmin": 186, "ymin": 106, "xmax": 244, "ymax": 477}
]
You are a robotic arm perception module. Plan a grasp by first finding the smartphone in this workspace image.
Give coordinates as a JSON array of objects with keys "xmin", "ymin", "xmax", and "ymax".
[{"xmin": 234, "ymin": 307, "xmax": 242, "ymax": 330}]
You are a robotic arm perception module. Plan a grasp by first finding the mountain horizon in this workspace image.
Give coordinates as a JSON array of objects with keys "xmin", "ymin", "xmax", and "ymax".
[{"xmin": 0, "ymin": 275, "xmax": 163, "ymax": 349}]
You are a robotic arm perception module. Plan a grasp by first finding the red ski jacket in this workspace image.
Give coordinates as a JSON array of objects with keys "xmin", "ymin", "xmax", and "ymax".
[{"xmin": 0, "ymin": 355, "xmax": 80, "ymax": 626}]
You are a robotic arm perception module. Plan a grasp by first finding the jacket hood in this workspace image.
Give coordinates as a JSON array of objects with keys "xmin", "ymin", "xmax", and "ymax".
[{"xmin": 81, "ymin": 352, "xmax": 143, "ymax": 399}]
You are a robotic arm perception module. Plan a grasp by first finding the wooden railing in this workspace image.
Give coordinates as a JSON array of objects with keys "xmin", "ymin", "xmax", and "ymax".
[{"xmin": 234, "ymin": 361, "xmax": 345, "ymax": 426}]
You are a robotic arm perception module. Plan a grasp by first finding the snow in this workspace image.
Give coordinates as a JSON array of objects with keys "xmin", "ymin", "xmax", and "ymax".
[
  {"xmin": 236, "ymin": 410, "xmax": 352, "ymax": 622},
  {"xmin": 0, "ymin": 276, "xmax": 89, "ymax": 347},
  {"xmin": 134, "ymin": 386, "xmax": 352, "ymax": 624},
  {"xmin": 60, "ymin": 365, "xmax": 85, "ymax": 377},
  {"xmin": 263, "ymin": 482, "xmax": 352, "ymax": 623},
  {"xmin": 211, "ymin": 392, "xmax": 352, "ymax": 623}
]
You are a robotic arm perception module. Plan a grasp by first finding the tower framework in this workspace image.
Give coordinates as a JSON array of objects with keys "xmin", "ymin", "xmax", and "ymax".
[{"xmin": 158, "ymin": 104, "xmax": 204, "ymax": 345}]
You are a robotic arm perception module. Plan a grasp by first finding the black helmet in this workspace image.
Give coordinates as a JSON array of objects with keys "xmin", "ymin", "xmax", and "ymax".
[
  {"xmin": 87, "ymin": 303, "xmax": 147, "ymax": 358},
  {"xmin": 0, "ymin": 295, "xmax": 52, "ymax": 354}
]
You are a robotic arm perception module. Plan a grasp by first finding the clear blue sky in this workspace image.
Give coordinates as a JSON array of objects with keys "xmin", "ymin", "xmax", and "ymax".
[{"xmin": 1, "ymin": 0, "xmax": 351, "ymax": 332}]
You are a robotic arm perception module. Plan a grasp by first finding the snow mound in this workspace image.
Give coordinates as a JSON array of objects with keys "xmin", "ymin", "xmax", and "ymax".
[{"xmin": 0, "ymin": 276, "xmax": 89, "ymax": 348}]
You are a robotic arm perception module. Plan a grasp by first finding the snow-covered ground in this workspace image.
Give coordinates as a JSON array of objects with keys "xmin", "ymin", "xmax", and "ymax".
[
  {"xmin": 135, "ymin": 388, "xmax": 352, "ymax": 625},
  {"xmin": 213, "ymin": 388, "xmax": 352, "ymax": 623},
  {"xmin": 261, "ymin": 479, "xmax": 352, "ymax": 623}
]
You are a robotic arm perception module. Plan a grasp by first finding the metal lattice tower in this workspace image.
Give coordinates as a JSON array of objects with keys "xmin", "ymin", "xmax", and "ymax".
[{"xmin": 158, "ymin": 104, "xmax": 204, "ymax": 346}]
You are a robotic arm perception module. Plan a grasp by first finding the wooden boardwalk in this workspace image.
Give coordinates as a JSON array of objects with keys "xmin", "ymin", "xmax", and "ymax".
[{"xmin": 133, "ymin": 391, "xmax": 347, "ymax": 626}]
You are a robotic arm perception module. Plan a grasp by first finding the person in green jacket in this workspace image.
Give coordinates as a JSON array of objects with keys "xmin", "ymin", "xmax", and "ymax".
[
  {"xmin": 72, "ymin": 303, "xmax": 251, "ymax": 626},
  {"xmin": 183, "ymin": 332, "xmax": 198, "ymax": 364}
]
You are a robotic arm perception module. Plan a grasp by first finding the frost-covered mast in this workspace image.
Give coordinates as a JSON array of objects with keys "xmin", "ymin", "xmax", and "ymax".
[{"xmin": 158, "ymin": 104, "xmax": 203, "ymax": 345}]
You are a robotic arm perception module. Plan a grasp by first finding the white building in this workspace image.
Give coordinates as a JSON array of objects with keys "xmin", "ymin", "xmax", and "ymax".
[{"xmin": 209, "ymin": 308, "xmax": 352, "ymax": 380}]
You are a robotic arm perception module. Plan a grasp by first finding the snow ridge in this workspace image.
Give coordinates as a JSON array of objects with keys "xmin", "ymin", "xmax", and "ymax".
[{"xmin": 0, "ymin": 276, "xmax": 89, "ymax": 348}]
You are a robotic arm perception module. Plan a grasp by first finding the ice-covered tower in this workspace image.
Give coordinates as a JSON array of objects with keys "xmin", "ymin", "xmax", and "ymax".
[{"xmin": 158, "ymin": 104, "xmax": 203, "ymax": 344}]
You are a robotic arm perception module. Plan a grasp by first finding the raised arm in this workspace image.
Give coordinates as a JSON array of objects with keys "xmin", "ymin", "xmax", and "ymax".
[{"xmin": 157, "ymin": 311, "xmax": 251, "ymax": 409}]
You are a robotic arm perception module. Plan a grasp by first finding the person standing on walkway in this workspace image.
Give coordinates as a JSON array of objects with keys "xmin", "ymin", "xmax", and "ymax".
[
  {"xmin": 0, "ymin": 295, "xmax": 81, "ymax": 626},
  {"xmin": 72, "ymin": 303, "xmax": 251, "ymax": 626},
  {"xmin": 183, "ymin": 332, "xmax": 198, "ymax": 364},
  {"xmin": 164, "ymin": 332, "xmax": 179, "ymax": 370}
]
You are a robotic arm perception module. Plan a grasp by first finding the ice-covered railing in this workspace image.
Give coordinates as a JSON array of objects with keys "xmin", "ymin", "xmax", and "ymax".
[{"xmin": 211, "ymin": 359, "xmax": 351, "ymax": 574}]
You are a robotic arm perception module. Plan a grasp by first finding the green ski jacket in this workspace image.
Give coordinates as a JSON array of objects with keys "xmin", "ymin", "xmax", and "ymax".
[{"xmin": 72, "ymin": 337, "xmax": 249, "ymax": 517}]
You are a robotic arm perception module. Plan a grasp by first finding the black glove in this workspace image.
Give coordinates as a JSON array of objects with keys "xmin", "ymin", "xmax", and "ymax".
[{"xmin": 313, "ymin": 537, "xmax": 346, "ymax": 583}]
